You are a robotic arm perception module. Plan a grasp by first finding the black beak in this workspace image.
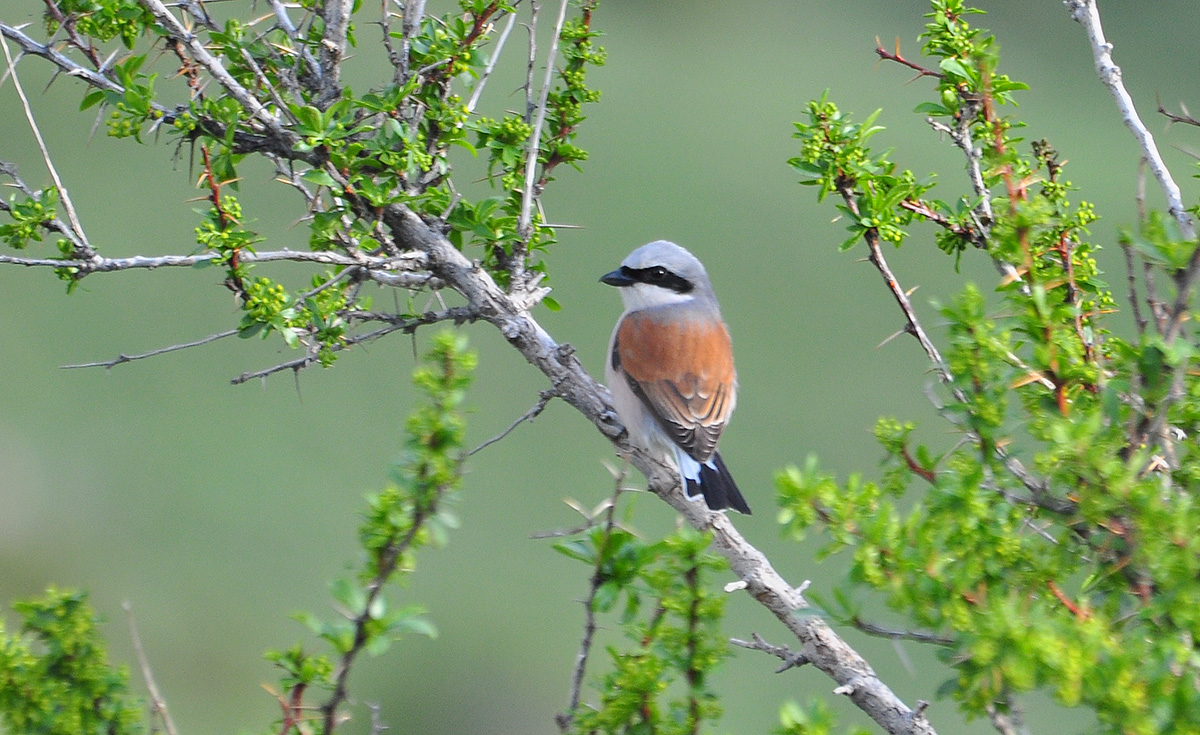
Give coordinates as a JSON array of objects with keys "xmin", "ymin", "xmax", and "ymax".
[{"xmin": 600, "ymin": 267, "xmax": 635, "ymax": 287}]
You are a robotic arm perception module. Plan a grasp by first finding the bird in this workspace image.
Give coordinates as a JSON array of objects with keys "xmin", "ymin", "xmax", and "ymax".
[{"xmin": 600, "ymin": 240, "xmax": 751, "ymax": 514}]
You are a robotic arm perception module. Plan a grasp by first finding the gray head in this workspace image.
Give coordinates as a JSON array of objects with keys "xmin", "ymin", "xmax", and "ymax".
[{"xmin": 600, "ymin": 240, "xmax": 719, "ymax": 311}]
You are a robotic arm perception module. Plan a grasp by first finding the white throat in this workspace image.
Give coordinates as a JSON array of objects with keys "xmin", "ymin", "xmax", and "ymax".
[{"xmin": 619, "ymin": 282, "xmax": 697, "ymax": 311}]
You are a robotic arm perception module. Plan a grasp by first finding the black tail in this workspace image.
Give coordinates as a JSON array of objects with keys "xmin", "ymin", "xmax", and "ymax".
[{"xmin": 685, "ymin": 452, "xmax": 751, "ymax": 515}]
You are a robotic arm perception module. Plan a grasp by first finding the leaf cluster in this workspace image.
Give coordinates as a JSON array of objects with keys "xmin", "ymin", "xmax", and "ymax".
[
  {"xmin": 556, "ymin": 524, "xmax": 729, "ymax": 735},
  {"xmin": 3, "ymin": 0, "xmax": 604, "ymax": 356},
  {"xmin": 784, "ymin": 3, "xmax": 1200, "ymax": 733},
  {"xmin": 264, "ymin": 331, "xmax": 474, "ymax": 731},
  {"xmin": 0, "ymin": 589, "xmax": 144, "ymax": 735}
]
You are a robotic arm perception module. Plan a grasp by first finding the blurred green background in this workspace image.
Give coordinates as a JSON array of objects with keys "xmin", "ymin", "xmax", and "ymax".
[{"xmin": 1, "ymin": 1, "xmax": 1198, "ymax": 733}]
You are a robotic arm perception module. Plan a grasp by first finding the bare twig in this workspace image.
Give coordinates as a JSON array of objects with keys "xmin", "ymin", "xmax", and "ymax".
[
  {"xmin": 986, "ymin": 691, "xmax": 1030, "ymax": 735},
  {"xmin": 848, "ymin": 617, "xmax": 955, "ymax": 647},
  {"xmin": 63, "ymin": 329, "xmax": 239, "ymax": 370},
  {"xmin": 730, "ymin": 633, "xmax": 810, "ymax": 674},
  {"xmin": 468, "ymin": 389, "xmax": 555, "ymax": 456},
  {"xmin": 399, "ymin": 0, "xmax": 428, "ymax": 85},
  {"xmin": 1, "ymin": 36, "xmax": 95, "ymax": 260},
  {"xmin": 514, "ymin": 0, "xmax": 570, "ymax": 286},
  {"xmin": 1157, "ymin": 96, "xmax": 1200, "ymax": 129},
  {"xmin": 123, "ymin": 602, "xmax": 181, "ymax": 735},
  {"xmin": 466, "ymin": 10, "xmax": 517, "ymax": 113},
  {"xmin": 1120, "ymin": 235, "xmax": 1148, "ymax": 337},
  {"xmin": 875, "ymin": 37, "xmax": 944, "ymax": 80},
  {"xmin": 523, "ymin": 1, "xmax": 539, "ymax": 121}
]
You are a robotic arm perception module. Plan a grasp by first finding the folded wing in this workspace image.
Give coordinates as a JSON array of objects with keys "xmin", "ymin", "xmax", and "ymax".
[{"xmin": 613, "ymin": 310, "xmax": 736, "ymax": 463}]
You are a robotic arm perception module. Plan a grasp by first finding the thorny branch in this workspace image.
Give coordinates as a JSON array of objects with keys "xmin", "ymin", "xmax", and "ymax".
[
  {"xmin": 62, "ymin": 329, "xmax": 239, "ymax": 370},
  {"xmin": 1, "ymin": 36, "xmax": 94, "ymax": 260},
  {"xmin": 231, "ymin": 306, "xmax": 478, "ymax": 385},
  {"xmin": 0, "ymin": 21, "xmax": 316, "ymax": 163},
  {"xmin": 836, "ymin": 180, "xmax": 1062, "ymax": 515},
  {"xmin": 137, "ymin": 0, "xmax": 287, "ymax": 135},
  {"xmin": 1066, "ymin": 0, "xmax": 1199, "ymax": 462},
  {"xmin": 874, "ymin": 37, "xmax": 943, "ymax": 80}
]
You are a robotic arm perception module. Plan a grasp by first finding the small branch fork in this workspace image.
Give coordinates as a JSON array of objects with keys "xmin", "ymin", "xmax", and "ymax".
[
  {"xmin": 730, "ymin": 632, "xmax": 810, "ymax": 674},
  {"xmin": 875, "ymin": 37, "xmax": 943, "ymax": 81},
  {"xmin": 1, "ymin": 36, "xmax": 95, "ymax": 261}
]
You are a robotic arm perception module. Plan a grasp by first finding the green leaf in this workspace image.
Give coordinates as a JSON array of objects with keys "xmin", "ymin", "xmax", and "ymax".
[
  {"xmin": 302, "ymin": 169, "xmax": 338, "ymax": 187},
  {"xmin": 80, "ymin": 89, "xmax": 106, "ymax": 110},
  {"xmin": 938, "ymin": 56, "xmax": 973, "ymax": 80}
]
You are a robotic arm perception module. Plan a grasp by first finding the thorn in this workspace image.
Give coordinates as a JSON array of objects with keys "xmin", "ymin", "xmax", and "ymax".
[
  {"xmin": 877, "ymin": 327, "xmax": 907, "ymax": 349},
  {"xmin": 724, "ymin": 580, "xmax": 748, "ymax": 593}
]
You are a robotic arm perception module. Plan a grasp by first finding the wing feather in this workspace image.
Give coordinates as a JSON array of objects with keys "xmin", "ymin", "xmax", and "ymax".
[{"xmin": 615, "ymin": 310, "xmax": 736, "ymax": 462}]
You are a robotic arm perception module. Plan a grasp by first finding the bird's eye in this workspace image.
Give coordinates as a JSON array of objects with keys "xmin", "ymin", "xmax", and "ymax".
[{"xmin": 647, "ymin": 267, "xmax": 667, "ymax": 281}]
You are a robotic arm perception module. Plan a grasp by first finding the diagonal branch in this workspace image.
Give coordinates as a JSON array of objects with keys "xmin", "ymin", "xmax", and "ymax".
[
  {"xmin": 514, "ymin": 0, "xmax": 571, "ymax": 288},
  {"xmin": 1, "ymin": 36, "xmax": 95, "ymax": 260},
  {"xmin": 1065, "ymin": 0, "xmax": 1193, "ymax": 242},
  {"xmin": 123, "ymin": 602, "xmax": 181, "ymax": 735},
  {"xmin": 0, "ymin": 23, "xmax": 122, "ymax": 95},
  {"xmin": 1066, "ymin": 0, "xmax": 1197, "ymax": 343},
  {"xmin": 376, "ymin": 199, "xmax": 940, "ymax": 735}
]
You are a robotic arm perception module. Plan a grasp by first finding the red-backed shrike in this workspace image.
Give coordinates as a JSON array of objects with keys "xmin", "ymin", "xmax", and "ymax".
[{"xmin": 601, "ymin": 240, "xmax": 751, "ymax": 514}]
